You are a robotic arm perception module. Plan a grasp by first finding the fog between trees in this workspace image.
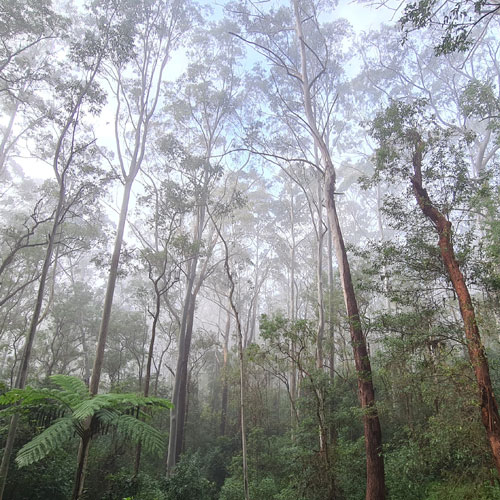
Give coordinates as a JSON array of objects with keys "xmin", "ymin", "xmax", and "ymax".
[{"xmin": 1, "ymin": 1, "xmax": 500, "ymax": 499}]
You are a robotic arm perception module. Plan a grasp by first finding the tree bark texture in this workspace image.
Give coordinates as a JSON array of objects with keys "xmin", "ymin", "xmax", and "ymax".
[
  {"xmin": 216, "ymin": 222, "xmax": 250, "ymax": 500},
  {"xmin": 316, "ymin": 175, "xmax": 325, "ymax": 371},
  {"xmin": 90, "ymin": 178, "xmax": 134, "ymax": 396},
  {"xmin": 411, "ymin": 139, "xmax": 500, "ymax": 476},
  {"xmin": 324, "ymin": 169, "xmax": 385, "ymax": 500},
  {"xmin": 327, "ymin": 229, "xmax": 335, "ymax": 381},
  {"xmin": 71, "ymin": 428, "xmax": 92, "ymax": 500},
  {"xmin": 167, "ymin": 274, "xmax": 197, "ymax": 473}
]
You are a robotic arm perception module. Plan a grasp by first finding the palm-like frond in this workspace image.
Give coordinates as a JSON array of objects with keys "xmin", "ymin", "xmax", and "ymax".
[
  {"xmin": 49, "ymin": 375, "xmax": 88, "ymax": 404},
  {"xmin": 0, "ymin": 387, "xmax": 73, "ymax": 413},
  {"xmin": 71, "ymin": 396, "xmax": 107, "ymax": 422},
  {"xmin": 5, "ymin": 375, "xmax": 172, "ymax": 468},
  {"xmin": 15, "ymin": 417, "xmax": 75, "ymax": 467},
  {"xmin": 72, "ymin": 393, "xmax": 172, "ymax": 421},
  {"xmin": 112, "ymin": 414, "xmax": 166, "ymax": 456}
]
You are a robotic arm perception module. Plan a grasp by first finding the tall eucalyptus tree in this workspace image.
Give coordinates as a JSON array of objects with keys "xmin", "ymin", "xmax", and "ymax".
[
  {"xmin": 372, "ymin": 100, "xmax": 500, "ymax": 477},
  {"xmin": 165, "ymin": 20, "xmax": 243, "ymax": 473},
  {"xmin": 72, "ymin": 1, "xmax": 193, "ymax": 497},
  {"xmin": 0, "ymin": 1, "xmax": 128, "ymax": 495},
  {"xmin": 231, "ymin": 1, "xmax": 386, "ymax": 497}
]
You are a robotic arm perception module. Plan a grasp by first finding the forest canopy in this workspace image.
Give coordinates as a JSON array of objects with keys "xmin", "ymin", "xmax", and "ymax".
[{"xmin": 0, "ymin": 0, "xmax": 499, "ymax": 499}]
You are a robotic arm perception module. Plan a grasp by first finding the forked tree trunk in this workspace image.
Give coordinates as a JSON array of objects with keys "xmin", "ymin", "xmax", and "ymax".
[
  {"xmin": 167, "ymin": 272, "xmax": 196, "ymax": 473},
  {"xmin": 174, "ymin": 297, "xmax": 196, "ymax": 459},
  {"xmin": 411, "ymin": 139, "xmax": 500, "ymax": 476},
  {"xmin": 167, "ymin": 173, "xmax": 215, "ymax": 473}
]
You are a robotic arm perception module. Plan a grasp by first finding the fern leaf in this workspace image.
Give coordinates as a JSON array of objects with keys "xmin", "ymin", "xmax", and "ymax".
[
  {"xmin": 0, "ymin": 388, "xmax": 27, "ymax": 405},
  {"xmin": 113, "ymin": 414, "xmax": 166, "ymax": 456},
  {"xmin": 72, "ymin": 393, "xmax": 172, "ymax": 421},
  {"xmin": 94, "ymin": 408, "xmax": 116, "ymax": 425},
  {"xmin": 0, "ymin": 386, "xmax": 72, "ymax": 413},
  {"xmin": 15, "ymin": 417, "xmax": 75, "ymax": 467},
  {"xmin": 72, "ymin": 396, "xmax": 111, "ymax": 421},
  {"xmin": 49, "ymin": 375, "xmax": 89, "ymax": 401}
]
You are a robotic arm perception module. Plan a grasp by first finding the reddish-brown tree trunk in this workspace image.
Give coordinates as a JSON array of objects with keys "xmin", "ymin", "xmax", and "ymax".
[
  {"xmin": 291, "ymin": 0, "xmax": 385, "ymax": 495},
  {"xmin": 411, "ymin": 140, "xmax": 500, "ymax": 475},
  {"xmin": 325, "ymin": 169, "xmax": 386, "ymax": 500}
]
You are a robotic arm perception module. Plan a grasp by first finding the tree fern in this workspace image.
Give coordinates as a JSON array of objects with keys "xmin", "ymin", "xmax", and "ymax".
[
  {"xmin": 0, "ymin": 375, "xmax": 172, "ymax": 468},
  {"xmin": 15, "ymin": 417, "xmax": 75, "ymax": 467},
  {"xmin": 0, "ymin": 386, "xmax": 72, "ymax": 414}
]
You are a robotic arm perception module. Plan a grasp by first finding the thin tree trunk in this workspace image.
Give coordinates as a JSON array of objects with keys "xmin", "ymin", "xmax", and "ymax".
[
  {"xmin": 134, "ymin": 274, "xmax": 163, "ymax": 476},
  {"xmin": 213, "ymin": 218, "xmax": 250, "ymax": 500},
  {"xmin": 411, "ymin": 138, "xmax": 500, "ymax": 476},
  {"xmin": 71, "ymin": 428, "xmax": 92, "ymax": 500},
  {"xmin": 220, "ymin": 309, "xmax": 231, "ymax": 436},
  {"xmin": 0, "ymin": 38, "xmax": 105, "ymax": 492},
  {"xmin": 167, "ymin": 266, "xmax": 197, "ymax": 473},
  {"xmin": 167, "ymin": 179, "xmax": 212, "ymax": 473},
  {"xmin": 90, "ymin": 178, "xmax": 134, "ymax": 395},
  {"xmin": 174, "ymin": 298, "xmax": 196, "ymax": 459},
  {"xmin": 289, "ymin": 187, "xmax": 298, "ymax": 431},
  {"xmin": 327, "ymin": 229, "xmax": 335, "ymax": 381},
  {"xmin": 325, "ymin": 170, "xmax": 385, "ymax": 500},
  {"xmin": 73, "ymin": 177, "xmax": 136, "ymax": 499},
  {"xmin": 316, "ymin": 175, "xmax": 325, "ymax": 370},
  {"xmin": 0, "ymin": 184, "xmax": 65, "ymax": 500}
]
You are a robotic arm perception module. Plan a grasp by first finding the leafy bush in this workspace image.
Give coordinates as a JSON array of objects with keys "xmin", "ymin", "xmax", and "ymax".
[
  {"xmin": 164, "ymin": 452, "xmax": 216, "ymax": 500},
  {"xmin": 425, "ymin": 480, "xmax": 500, "ymax": 500}
]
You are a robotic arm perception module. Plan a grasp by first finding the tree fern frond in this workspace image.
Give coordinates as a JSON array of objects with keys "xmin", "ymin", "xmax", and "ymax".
[
  {"xmin": 113, "ymin": 414, "xmax": 166, "ymax": 457},
  {"xmin": 49, "ymin": 375, "xmax": 88, "ymax": 400},
  {"xmin": 0, "ymin": 388, "xmax": 27, "ymax": 406},
  {"xmin": 72, "ymin": 393, "xmax": 172, "ymax": 421},
  {"xmin": 0, "ymin": 386, "xmax": 72, "ymax": 411},
  {"xmin": 72, "ymin": 396, "xmax": 109, "ymax": 421},
  {"xmin": 71, "ymin": 394, "xmax": 129, "ymax": 420},
  {"xmin": 105, "ymin": 393, "xmax": 173, "ymax": 411},
  {"xmin": 15, "ymin": 417, "xmax": 75, "ymax": 467},
  {"xmin": 94, "ymin": 408, "xmax": 116, "ymax": 424}
]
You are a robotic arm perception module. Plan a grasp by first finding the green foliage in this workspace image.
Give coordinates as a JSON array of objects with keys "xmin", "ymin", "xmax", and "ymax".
[
  {"xmin": 400, "ymin": 0, "xmax": 494, "ymax": 55},
  {"xmin": 113, "ymin": 415, "xmax": 165, "ymax": 457},
  {"xmin": 101, "ymin": 470, "xmax": 167, "ymax": 500},
  {"xmin": 15, "ymin": 417, "xmax": 75, "ymax": 467},
  {"xmin": 0, "ymin": 375, "xmax": 171, "ymax": 469},
  {"xmin": 2, "ymin": 441, "xmax": 76, "ymax": 500},
  {"xmin": 460, "ymin": 80, "xmax": 500, "ymax": 122},
  {"xmin": 425, "ymin": 479, "xmax": 500, "ymax": 499},
  {"xmin": 164, "ymin": 453, "xmax": 217, "ymax": 500}
]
